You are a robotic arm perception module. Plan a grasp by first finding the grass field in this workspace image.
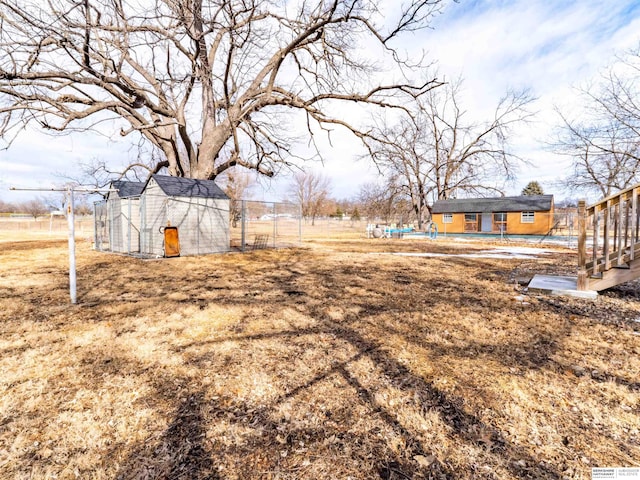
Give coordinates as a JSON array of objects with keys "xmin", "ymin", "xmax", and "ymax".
[{"xmin": 0, "ymin": 233, "xmax": 638, "ymax": 479}]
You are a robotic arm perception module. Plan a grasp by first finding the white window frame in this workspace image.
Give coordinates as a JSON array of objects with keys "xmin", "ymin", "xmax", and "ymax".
[
  {"xmin": 442, "ymin": 213, "xmax": 453, "ymax": 224},
  {"xmin": 521, "ymin": 211, "xmax": 535, "ymax": 223}
]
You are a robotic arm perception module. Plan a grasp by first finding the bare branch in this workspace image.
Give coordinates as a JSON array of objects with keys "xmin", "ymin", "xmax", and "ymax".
[
  {"xmin": 0, "ymin": 0, "xmax": 446, "ymax": 182},
  {"xmin": 365, "ymin": 77, "xmax": 535, "ymax": 226},
  {"xmin": 553, "ymin": 50, "xmax": 640, "ymax": 197}
]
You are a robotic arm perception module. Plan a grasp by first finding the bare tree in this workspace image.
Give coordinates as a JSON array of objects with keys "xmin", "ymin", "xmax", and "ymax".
[
  {"xmin": 0, "ymin": 0, "xmax": 444, "ymax": 182},
  {"xmin": 368, "ymin": 79, "xmax": 535, "ymax": 227},
  {"xmin": 288, "ymin": 170, "xmax": 331, "ymax": 225},
  {"xmin": 0, "ymin": 199, "xmax": 16, "ymax": 213},
  {"xmin": 61, "ymin": 155, "xmax": 163, "ymax": 190},
  {"xmin": 357, "ymin": 178, "xmax": 404, "ymax": 224},
  {"xmin": 19, "ymin": 199, "xmax": 48, "ymax": 219},
  {"xmin": 222, "ymin": 169, "xmax": 255, "ymax": 227},
  {"xmin": 554, "ymin": 50, "xmax": 640, "ymax": 197}
]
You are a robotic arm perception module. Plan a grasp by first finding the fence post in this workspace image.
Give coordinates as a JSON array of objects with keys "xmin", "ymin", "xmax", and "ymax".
[
  {"xmin": 273, "ymin": 202, "xmax": 277, "ymax": 248},
  {"xmin": 127, "ymin": 197, "xmax": 132, "ymax": 254},
  {"xmin": 299, "ymin": 203, "xmax": 303, "ymax": 245},
  {"xmin": 93, "ymin": 202, "xmax": 98, "ymax": 250},
  {"xmin": 241, "ymin": 200, "xmax": 246, "ymax": 252},
  {"xmin": 67, "ymin": 188, "xmax": 77, "ymax": 304},
  {"xmin": 577, "ymin": 199, "xmax": 587, "ymax": 290}
]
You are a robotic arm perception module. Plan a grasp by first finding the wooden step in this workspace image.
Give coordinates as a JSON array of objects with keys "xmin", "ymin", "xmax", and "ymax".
[
  {"xmin": 587, "ymin": 256, "xmax": 640, "ymax": 291},
  {"xmin": 585, "ymin": 241, "xmax": 640, "ymax": 274}
]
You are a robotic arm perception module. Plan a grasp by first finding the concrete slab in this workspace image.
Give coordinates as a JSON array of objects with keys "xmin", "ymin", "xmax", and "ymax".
[{"xmin": 528, "ymin": 274, "xmax": 598, "ymax": 299}]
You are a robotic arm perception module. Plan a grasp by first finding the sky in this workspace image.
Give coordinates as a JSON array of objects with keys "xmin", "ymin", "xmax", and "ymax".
[{"xmin": 2, "ymin": 0, "xmax": 640, "ymax": 204}]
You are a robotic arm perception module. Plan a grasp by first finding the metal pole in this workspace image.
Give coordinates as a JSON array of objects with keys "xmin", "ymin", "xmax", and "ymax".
[
  {"xmin": 196, "ymin": 197, "xmax": 200, "ymax": 255},
  {"xmin": 241, "ymin": 200, "xmax": 246, "ymax": 252},
  {"xmin": 273, "ymin": 202, "xmax": 277, "ymax": 248},
  {"xmin": 108, "ymin": 199, "xmax": 114, "ymax": 251},
  {"xmin": 67, "ymin": 188, "xmax": 77, "ymax": 304},
  {"xmin": 93, "ymin": 202, "xmax": 98, "ymax": 250},
  {"xmin": 298, "ymin": 203, "xmax": 303, "ymax": 245},
  {"xmin": 127, "ymin": 197, "xmax": 132, "ymax": 254},
  {"xmin": 140, "ymin": 194, "xmax": 146, "ymax": 253},
  {"xmin": 10, "ymin": 185, "xmax": 115, "ymax": 306}
]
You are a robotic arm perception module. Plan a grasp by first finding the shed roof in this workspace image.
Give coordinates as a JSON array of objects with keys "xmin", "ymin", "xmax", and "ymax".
[
  {"xmin": 432, "ymin": 195, "xmax": 553, "ymax": 214},
  {"xmin": 148, "ymin": 174, "xmax": 229, "ymax": 199},
  {"xmin": 110, "ymin": 180, "xmax": 145, "ymax": 198}
]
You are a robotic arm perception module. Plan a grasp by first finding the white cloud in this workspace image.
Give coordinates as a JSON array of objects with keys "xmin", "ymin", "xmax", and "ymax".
[{"xmin": 401, "ymin": 0, "xmax": 640, "ymax": 198}]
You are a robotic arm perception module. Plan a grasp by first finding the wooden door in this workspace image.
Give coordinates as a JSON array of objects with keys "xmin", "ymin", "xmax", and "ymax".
[{"xmin": 163, "ymin": 226, "xmax": 180, "ymax": 257}]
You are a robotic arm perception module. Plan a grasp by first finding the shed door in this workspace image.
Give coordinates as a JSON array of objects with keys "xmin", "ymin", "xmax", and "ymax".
[
  {"xmin": 164, "ymin": 226, "xmax": 180, "ymax": 257},
  {"xmin": 481, "ymin": 214, "xmax": 492, "ymax": 232}
]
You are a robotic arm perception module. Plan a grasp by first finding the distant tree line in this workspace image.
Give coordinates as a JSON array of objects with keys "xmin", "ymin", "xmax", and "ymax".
[{"xmin": 0, "ymin": 197, "xmax": 93, "ymax": 218}]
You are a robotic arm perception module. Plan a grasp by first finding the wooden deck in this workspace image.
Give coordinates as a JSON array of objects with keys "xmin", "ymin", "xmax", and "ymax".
[{"xmin": 578, "ymin": 184, "xmax": 640, "ymax": 290}]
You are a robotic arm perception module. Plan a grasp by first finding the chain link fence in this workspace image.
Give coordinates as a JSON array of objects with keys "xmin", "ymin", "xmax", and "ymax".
[
  {"xmin": 94, "ymin": 199, "xmax": 302, "ymax": 255},
  {"xmin": 230, "ymin": 200, "xmax": 302, "ymax": 251},
  {"xmin": 0, "ymin": 215, "xmax": 92, "ymax": 235}
]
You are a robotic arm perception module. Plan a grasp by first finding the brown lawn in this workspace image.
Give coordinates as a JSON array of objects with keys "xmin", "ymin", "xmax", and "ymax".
[{"xmin": 0, "ymin": 234, "xmax": 638, "ymax": 479}]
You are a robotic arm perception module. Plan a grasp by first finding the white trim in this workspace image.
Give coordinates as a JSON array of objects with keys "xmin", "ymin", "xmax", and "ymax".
[{"xmin": 521, "ymin": 211, "xmax": 535, "ymax": 223}]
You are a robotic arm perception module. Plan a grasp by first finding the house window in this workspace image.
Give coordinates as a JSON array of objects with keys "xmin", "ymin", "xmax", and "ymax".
[
  {"xmin": 464, "ymin": 213, "xmax": 478, "ymax": 232},
  {"xmin": 521, "ymin": 211, "xmax": 535, "ymax": 223},
  {"xmin": 443, "ymin": 213, "xmax": 453, "ymax": 224},
  {"xmin": 494, "ymin": 212, "xmax": 507, "ymax": 232}
]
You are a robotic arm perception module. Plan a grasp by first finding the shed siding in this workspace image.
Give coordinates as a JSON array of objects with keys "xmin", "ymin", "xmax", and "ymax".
[
  {"xmin": 104, "ymin": 185, "xmax": 142, "ymax": 253},
  {"xmin": 121, "ymin": 197, "xmax": 141, "ymax": 252},
  {"xmin": 141, "ymin": 180, "xmax": 169, "ymax": 256},
  {"xmin": 140, "ymin": 178, "xmax": 230, "ymax": 256},
  {"xmin": 108, "ymin": 196, "xmax": 122, "ymax": 251}
]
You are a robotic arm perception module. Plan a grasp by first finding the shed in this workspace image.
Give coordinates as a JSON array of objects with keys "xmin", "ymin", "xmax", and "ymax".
[
  {"xmin": 103, "ymin": 180, "xmax": 145, "ymax": 253},
  {"xmin": 431, "ymin": 194, "xmax": 554, "ymax": 235},
  {"xmin": 139, "ymin": 174, "xmax": 230, "ymax": 256}
]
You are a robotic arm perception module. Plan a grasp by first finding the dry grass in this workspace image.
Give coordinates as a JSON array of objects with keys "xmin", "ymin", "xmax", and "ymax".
[{"xmin": 0, "ymin": 234, "xmax": 639, "ymax": 479}]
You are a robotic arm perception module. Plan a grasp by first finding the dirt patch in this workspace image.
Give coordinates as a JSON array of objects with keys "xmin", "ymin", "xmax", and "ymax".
[{"xmin": 0, "ymin": 237, "xmax": 638, "ymax": 479}]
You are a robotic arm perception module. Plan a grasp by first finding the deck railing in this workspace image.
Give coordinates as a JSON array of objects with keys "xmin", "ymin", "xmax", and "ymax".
[{"xmin": 578, "ymin": 185, "xmax": 640, "ymax": 290}]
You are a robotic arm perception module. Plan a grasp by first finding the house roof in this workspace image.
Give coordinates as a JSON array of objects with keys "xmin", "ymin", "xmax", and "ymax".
[
  {"xmin": 432, "ymin": 195, "xmax": 554, "ymax": 214},
  {"xmin": 110, "ymin": 180, "xmax": 145, "ymax": 198},
  {"xmin": 148, "ymin": 174, "xmax": 229, "ymax": 199}
]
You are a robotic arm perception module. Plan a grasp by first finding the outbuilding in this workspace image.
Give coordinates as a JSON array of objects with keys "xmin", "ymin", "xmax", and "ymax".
[
  {"xmin": 139, "ymin": 174, "xmax": 230, "ymax": 256},
  {"xmin": 95, "ymin": 174, "xmax": 230, "ymax": 256},
  {"xmin": 99, "ymin": 180, "xmax": 145, "ymax": 253},
  {"xmin": 431, "ymin": 194, "xmax": 555, "ymax": 235}
]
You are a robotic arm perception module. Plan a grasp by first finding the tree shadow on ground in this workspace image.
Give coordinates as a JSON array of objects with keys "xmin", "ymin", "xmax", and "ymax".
[
  {"xmin": 59, "ymin": 248, "xmax": 628, "ymax": 478},
  {"xmin": 114, "ymin": 389, "xmax": 220, "ymax": 480}
]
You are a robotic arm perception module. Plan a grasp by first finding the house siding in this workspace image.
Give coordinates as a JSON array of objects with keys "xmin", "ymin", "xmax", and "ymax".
[
  {"xmin": 437, "ymin": 213, "xmax": 466, "ymax": 234},
  {"xmin": 505, "ymin": 211, "xmax": 553, "ymax": 235},
  {"xmin": 432, "ymin": 202, "xmax": 554, "ymax": 235}
]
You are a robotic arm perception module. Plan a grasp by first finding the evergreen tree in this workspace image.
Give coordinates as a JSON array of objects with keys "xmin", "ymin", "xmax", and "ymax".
[{"xmin": 522, "ymin": 181, "xmax": 544, "ymax": 195}]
